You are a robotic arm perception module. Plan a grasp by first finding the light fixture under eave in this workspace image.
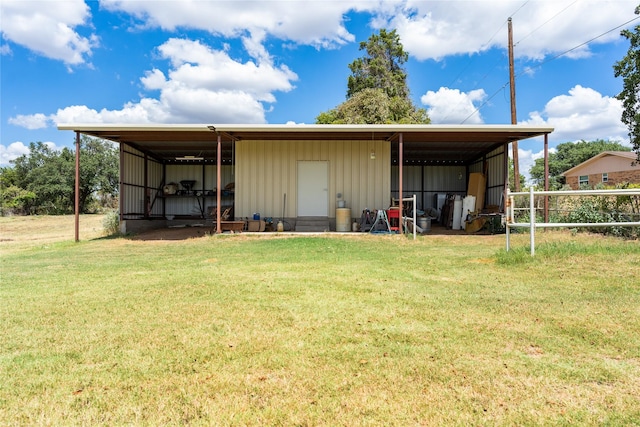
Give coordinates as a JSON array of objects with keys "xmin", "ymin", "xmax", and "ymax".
[{"xmin": 175, "ymin": 155, "xmax": 203, "ymax": 161}]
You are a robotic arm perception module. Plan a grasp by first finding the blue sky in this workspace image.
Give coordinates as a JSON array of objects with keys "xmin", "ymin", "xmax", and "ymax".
[{"xmin": 1, "ymin": 0, "xmax": 638, "ymax": 179}]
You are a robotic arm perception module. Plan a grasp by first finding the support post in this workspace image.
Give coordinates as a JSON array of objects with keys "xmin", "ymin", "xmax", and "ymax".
[
  {"xmin": 216, "ymin": 134, "xmax": 222, "ymax": 233},
  {"xmin": 144, "ymin": 153, "xmax": 149, "ymax": 218},
  {"xmin": 503, "ymin": 142, "xmax": 509, "ymax": 212},
  {"xmin": 120, "ymin": 145, "xmax": 124, "ymax": 225},
  {"xmin": 399, "ymin": 133, "xmax": 403, "ymax": 213},
  {"xmin": 544, "ymin": 133, "xmax": 549, "ymax": 223},
  {"xmin": 74, "ymin": 132, "xmax": 80, "ymax": 242}
]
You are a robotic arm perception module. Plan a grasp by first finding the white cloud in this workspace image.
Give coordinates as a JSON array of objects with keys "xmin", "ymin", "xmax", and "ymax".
[
  {"xmin": 140, "ymin": 69, "xmax": 167, "ymax": 91},
  {"xmin": 101, "ymin": 0, "xmax": 635, "ymax": 61},
  {"xmin": 0, "ymin": 141, "xmax": 30, "ymax": 166},
  {"xmin": 2, "ymin": 0, "xmax": 636, "ymax": 68},
  {"xmin": 10, "ymin": 37, "xmax": 299, "ymax": 127},
  {"xmin": 516, "ymin": 147, "xmax": 558, "ymax": 184},
  {"xmin": 385, "ymin": 0, "xmax": 637, "ymax": 61},
  {"xmin": 99, "ymin": 0, "xmax": 368, "ymax": 48},
  {"xmin": 0, "ymin": 141, "xmax": 67, "ymax": 167},
  {"xmin": 8, "ymin": 113, "xmax": 49, "ymax": 130},
  {"xmin": 520, "ymin": 85, "xmax": 628, "ymax": 144},
  {"xmin": 420, "ymin": 87, "xmax": 487, "ymax": 124},
  {"xmin": 0, "ymin": 0, "xmax": 97, "ymax": 65}
]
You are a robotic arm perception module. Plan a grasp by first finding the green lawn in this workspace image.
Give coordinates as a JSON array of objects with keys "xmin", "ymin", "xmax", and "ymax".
[{"xmin": 1, "ymin": 218, "xmax": 639, "ymax": 425}]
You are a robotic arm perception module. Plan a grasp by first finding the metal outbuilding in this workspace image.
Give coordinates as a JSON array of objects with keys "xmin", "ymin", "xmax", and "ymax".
[{"xmin": 57, "ymin": 123, "xmax": 553, "ymax": 239}]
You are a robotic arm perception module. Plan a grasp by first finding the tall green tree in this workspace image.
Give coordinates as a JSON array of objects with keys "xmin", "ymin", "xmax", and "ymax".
[
  {"xmin": 613, "ymin": 4, "xmax": 640, "ymax": 160},
  {"xmin": 529, "ymin": 139, "xmax": 631, "ymax": 189},
  {"xmin": 0, "ymin": 166, "xmax": 36, "ymax": 215},
  {"xmin": 9, "ymin": 136, "xmax": 118, "ymax": 214},
  {"xmin": 347, "ymin": 29, "xmax": 409, "ymax": 99},
  {"xmin": 316, "ymin": 29, "xmax": 429, "ymax": 124}
]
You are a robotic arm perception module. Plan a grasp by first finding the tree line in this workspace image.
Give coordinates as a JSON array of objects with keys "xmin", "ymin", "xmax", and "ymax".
[{"xmin": 1, "ymin": 137, "xmax": 118, "ymax": 215}]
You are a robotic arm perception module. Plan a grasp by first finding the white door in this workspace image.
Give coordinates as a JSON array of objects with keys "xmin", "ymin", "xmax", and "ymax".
[{"xmin": 297, "ymin": 161, "xmax": 328, "ymax": 216}]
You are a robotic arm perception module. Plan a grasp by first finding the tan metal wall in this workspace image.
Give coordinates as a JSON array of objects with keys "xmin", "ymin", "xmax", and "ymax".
[{"xmin": 235, "ymin": 139, "xmax": 390, "ymax": 218}]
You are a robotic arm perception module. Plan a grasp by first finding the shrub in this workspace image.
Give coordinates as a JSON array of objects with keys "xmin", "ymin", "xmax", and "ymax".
[{"xmin": 102, "ymin": 210, "xmax": 120, "ymax": 236}]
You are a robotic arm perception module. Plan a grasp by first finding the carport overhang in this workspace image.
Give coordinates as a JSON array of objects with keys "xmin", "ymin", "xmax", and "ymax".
[{"xmin": 58, "ymin": 123, "xmax": 554, "ymax": 240}]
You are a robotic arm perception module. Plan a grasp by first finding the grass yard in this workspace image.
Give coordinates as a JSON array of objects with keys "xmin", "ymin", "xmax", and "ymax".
[{"xmin": 1, "ymin": 216, "xmax": 639, "ymax": 425}]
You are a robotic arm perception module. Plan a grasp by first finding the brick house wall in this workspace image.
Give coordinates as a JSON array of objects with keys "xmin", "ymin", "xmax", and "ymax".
[{"xmin": 566, "ymin": 170, "xmax": 640, "ymax": 189}]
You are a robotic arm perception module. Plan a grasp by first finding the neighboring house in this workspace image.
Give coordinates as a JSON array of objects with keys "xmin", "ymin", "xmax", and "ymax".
[
  {"xmin": 561, "ymin": 151, "xmax": 640, "ymax": 189},
  {"xmin": 58, "ymin": 123, "xmax": 553, "ymax": 235}
]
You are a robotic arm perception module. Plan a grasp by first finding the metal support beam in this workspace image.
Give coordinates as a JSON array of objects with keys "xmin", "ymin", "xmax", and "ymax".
[
  {"xmin": 216, "ymin": 133, "xmax": 222, "ymax": 233},
  {"xmin": 503, "ymin": 142, "xmax": 509, "ymax": 212},
  {"xmin": 399, "ymin": 133, "xmax": 403, "ymax": 213},
  {"xmin": 75, "ymin": 132, "xmax": 80, "ymax": 242},
  {"xmin": 544, "ymin": 133, "xmax": 549, "ymax": 222}
]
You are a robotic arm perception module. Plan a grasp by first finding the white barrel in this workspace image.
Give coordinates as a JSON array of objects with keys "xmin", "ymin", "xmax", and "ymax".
[
  {"xmin": 452, "ymin": 196, "xmax": 463, "ymax": 230},
  {"xmin": 336, "ymin": 208, "xmax": 352, "ymax": 232}
]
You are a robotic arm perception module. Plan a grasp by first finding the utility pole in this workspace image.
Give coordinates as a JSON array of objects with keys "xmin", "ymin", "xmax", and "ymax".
[{"xmin": 508, "ymin": 17, "xmax": 521, "ymax": 191}]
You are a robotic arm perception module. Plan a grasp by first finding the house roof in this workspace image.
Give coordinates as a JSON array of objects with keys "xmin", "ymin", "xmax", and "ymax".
[
  {"xmin": 57, "ymin": 123, "xmax": 554, "ymax": 165},
  {"xmin": 561, "ymin": 151, "xmax": 638, "ymax": 176}
]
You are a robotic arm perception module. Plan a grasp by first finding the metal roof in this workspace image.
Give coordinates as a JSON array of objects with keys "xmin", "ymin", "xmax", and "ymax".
[{"xmin": 57, "ymin": 123, "xmax": 554, "ymax": 165}]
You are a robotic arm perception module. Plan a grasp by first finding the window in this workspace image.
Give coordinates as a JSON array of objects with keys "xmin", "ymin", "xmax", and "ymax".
[
  {"xmin": 602, "ymin": 173, "xmax": 608, "ymax": 183},
  {"xmin": 579, "ymin": 175, "xmax": 589, "ymax": 186}
]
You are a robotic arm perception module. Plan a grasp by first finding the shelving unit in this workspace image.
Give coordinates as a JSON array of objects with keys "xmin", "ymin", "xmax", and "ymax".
[{"xmin": 158, "ymin": 190, "xmax": 234, "ymax": 219}]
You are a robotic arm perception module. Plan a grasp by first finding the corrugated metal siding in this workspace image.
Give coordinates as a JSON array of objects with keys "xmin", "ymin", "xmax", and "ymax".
[
  {"xmin": 466, "ymin": 145, "xmax": 506, "ymax": 208},
  {"xmin": 391, "ymin": 165, "xmax": 466, "ymax": 209},
  {"xmin": 121, "ymin": 147, "xmax": 145, "ymax": 216},
  {"xmin": 235, "ymin": 140, "xmax": 390, "ymax": 218},
  {"xmin": 147, "ymin": 160, "xmax": 163, "ymax": 216},
  {"xmin": 121, "ymin": 143, "xmax": 236, "ymax": 217},
  {"xmin": 486, "ymin": 145, "xmax": 506, "ymax": 208}
]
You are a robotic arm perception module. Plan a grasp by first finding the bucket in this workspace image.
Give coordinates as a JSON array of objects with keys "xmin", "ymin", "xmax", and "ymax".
[
  {"xmin": 253, "ymin": 213, "xmax": 260, "ymax": 220},
  {"xmin": 337, "ymin": 200, "xmax": 346, "ymax": 208},
  {"xmin": 336, "ymin": 208, "xmax": 351, "ymax": 232},
  {"xmin": 418, "ymin": 217, "xmax": 431, "ymax": 232}
]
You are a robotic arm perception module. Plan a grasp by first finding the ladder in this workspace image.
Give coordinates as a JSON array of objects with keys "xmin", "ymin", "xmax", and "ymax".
[{"xmin": 369, "ymin": 209, "xmax": 392, "ymax": 233}]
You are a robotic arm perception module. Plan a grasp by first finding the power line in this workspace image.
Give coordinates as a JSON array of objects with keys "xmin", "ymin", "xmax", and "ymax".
[
  {"xmin": 516, "ymin": 14, "xmax": 640, "ymax": 79},
  {"xmin": 514, "ymin": 0, "xmax": 579, "ymax": 47},
  {"xmin": 438, "ymin": 2, "xmax": 529, "ymax": 122},
  {"xmin": 460, "ymin": 14, "xmax": 640, "ymax": 124}
]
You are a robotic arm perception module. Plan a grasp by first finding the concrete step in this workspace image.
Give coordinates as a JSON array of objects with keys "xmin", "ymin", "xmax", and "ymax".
[{"xmin": 295, "ymin": 217, "xmax": 330, "ymax": 232}]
